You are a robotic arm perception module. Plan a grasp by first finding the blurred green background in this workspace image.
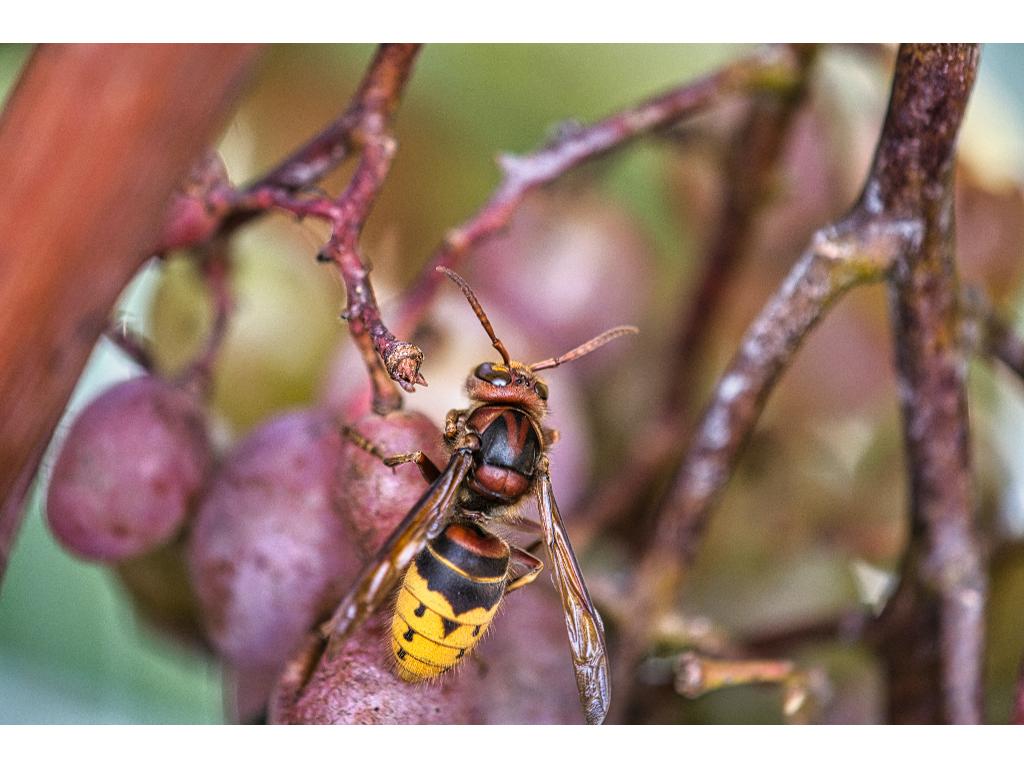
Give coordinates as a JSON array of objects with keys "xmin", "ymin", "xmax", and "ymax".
[{"xmin": 3, "ymin": 44, "xmax": 1024, "ymax": 724}]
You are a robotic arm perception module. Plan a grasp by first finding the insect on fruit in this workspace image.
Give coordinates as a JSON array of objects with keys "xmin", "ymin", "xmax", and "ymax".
[{"xmin": 317, "ymin": 267, "xmax": 637, "ymax": 725}]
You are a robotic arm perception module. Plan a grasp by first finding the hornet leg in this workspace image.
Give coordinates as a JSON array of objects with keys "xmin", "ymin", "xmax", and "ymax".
[{"xmin": 342, "ymin": 425, "xmax": 442, "ymax": 484}]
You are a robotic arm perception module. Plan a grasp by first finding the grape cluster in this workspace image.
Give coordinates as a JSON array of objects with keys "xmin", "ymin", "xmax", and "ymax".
[
  {"xmin": 42, "ymin": 187, "xmax": 647, "ymax": 723},
  {"xmin": 45, "ymin": 369, "xmax": 465, "ymax": 720}
]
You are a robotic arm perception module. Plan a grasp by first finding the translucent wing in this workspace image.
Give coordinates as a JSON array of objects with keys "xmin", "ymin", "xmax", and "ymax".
[
  {"xmin": 536, "ymin": 468, "xmax": 611, "ymax": 725},
  {"xmin": 320, "ymin": 449, "xmax": 474, "ymax": 660}
]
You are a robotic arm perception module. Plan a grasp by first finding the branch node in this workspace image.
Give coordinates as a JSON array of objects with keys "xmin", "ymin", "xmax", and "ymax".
[{"xmin": 383, "ymin": 340, "xmax": 427, "ymax": 392}]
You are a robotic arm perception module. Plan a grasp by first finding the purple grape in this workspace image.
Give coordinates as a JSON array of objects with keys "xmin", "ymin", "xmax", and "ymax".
[
  {"xmin": 187, "ymin": 408, "xmax": 361, "ymax": 670},
  {"xmin": 272, "ymin": 614, "xmax": 474, "ymax": 724},
  {"xmin": 336, "ymin": 410, "xmax": 450, "ymax": 555},
  {"xmin": 46, "ymin": 376, "xmax": 212, "ymax": 562}
]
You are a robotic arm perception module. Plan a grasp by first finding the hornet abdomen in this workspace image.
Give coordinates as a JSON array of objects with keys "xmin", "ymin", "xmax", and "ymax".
[{"xmin": 391, "ymin": 521, "xmax": 510, "ymax": 681}]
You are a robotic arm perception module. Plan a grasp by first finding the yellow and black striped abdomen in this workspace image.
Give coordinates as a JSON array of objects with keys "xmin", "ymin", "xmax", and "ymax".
[{"xmin": 391, "ymin": 522, "xmax": 510, "ymax": 682}]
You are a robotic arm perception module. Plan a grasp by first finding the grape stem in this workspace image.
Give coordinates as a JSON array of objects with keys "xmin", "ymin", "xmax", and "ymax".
[
  {"xmin": 392, "ymin": 45, "xmax": 805, "ymax": 339},
  {"xmin": 160, "ymin": 44, "xmax": 423, "ymax": 413},
  {"xmin": 180, "ymin": 244, "xmax": 234, "ymax": 396},
  {"xmin": 159, "ymin": 45, "xmax": 808, "ymax": 412}
]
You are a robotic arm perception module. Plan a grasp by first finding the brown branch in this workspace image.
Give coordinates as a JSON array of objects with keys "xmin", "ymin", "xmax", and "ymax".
[
  {"xmin": 666, "ymin": 45, "xmax": 818, "ymax": 414},
  {"xmin": 266, "ymin": 45, "xmax": 423, "ymax": 410},
  {"xmin": 606, "ymin": 209, "xmax": 908, "ymax": 723},
  {"xmin": 675, "ymin": 651, "xmax": 795, "ymax": 697},
  {"xmin": 0, "ymin": 44, "xmax": 260, "ymax": 585},
  {"xmin": 637, "ymin": 211, "xmax": 909, "ymax": 603},
  {"xmin": 614, "ymin": 44, "xmax": 982, "ymax": 726},
  {"xmin": 675, "ymin": 651, "xmax": 825, "ymax": 724},
  {"xmin": 160, "ymin": 43, "xmax": 423, "ymax": 243},
  {"xmin": 230, "ymin": 133, "xmax": 419, "ymax": 411},
  {"xmin": 874, "ymin": 44, "xmax": 983, "ymax": 725},
  {"xmin": 984, "ymin": 314, "xmax": 1024, "ymax": 379},
  {"xmin": 393, "ymin": 45, "xmax": 804, "ymax": 338},
  {"xmin": 244, "ymin": 44, "xmax": 420, "ymax": 194},
  {"xmin": 324, "ymin": 132, "xmax": 419, "ymax": 413}
]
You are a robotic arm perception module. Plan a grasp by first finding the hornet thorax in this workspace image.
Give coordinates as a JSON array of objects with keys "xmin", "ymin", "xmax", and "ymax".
[{"xmin": 461, "ymin": 405, "xmax": 543, "ymax": 511}]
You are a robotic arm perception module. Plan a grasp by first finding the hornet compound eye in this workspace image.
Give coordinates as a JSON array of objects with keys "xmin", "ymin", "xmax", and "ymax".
[{"xmin": 475, "ymin": 362, "xmax": 511, "ymax": 386}]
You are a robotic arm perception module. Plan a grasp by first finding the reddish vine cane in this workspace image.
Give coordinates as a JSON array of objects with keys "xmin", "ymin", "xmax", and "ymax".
[{"xmin": 158, "ymin": 45, "xmax": 804, "ymax": 415}]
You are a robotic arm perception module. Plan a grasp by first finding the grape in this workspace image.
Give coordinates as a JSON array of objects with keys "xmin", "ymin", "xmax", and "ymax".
[
  {"xmin": 336, "ymin": 410, "xmax": 449, "ymax": 555},
  {"xmin": 275, "ymin": 408, "xmax": 586, "ymax": 723},
  {"xmin": 46, "ymin": 376, "xmax": 212, "ymax": 562},
  {"xmin": 187, "ymin": 408, "xmax": 360, "ymax": 670},
  {"xmin": 466, "ymin": 579, "xmax": 587, "ymax": 723},
  {"xmin": 273, "ymin": 614, "xmax": 474, "ymax": 724},
  {"xmin": 149, "ymin": 235, "xmax": 342, "ymax": 433},
  {"xmin": 270, "ymin": 409, "xmax": 468, "ymax": 723}
]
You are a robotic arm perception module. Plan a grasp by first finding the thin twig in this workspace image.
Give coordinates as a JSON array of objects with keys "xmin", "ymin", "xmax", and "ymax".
[
  {"xmin": 985, "ymin": 314, "xmax": 1024, "ymax": 379},
  {"xmin": 962, "ymin": 285, "xmax": 1024, "ymax": 381},
  {"xmin": 162, "ymin": 44, "xmax": 422, "ymax": 240},
  {"xmin": 267, "ymin": 44, "xmax": 424, "ymax": 411},
  {"xmin": 674, "ymin": 651, "xmax": 826, "ymax": 724},
  {"xmin": 179, "ymin": 244, "xmax": 233, "ymax": 396},
  {"xmin": 246, "ymin": 44, "xmax": 420, "ymax": 194},
  {"xmin": 665, "ymin": 45, "xmax": 818, "ymax": 415},
  {"xmin": 326, "ymin": 132, "xmax": 423, "ymax": 412},
  {"xmin": 675, "ymin": 651, "xmax": 795, "ymax": 698},
  {"xmin": 393, "ymin": 45, "xmax": 804, "ymax": 338},
  {"xmin": 574, "ymin": 45, "xmax": 817, "ymax": 549}
]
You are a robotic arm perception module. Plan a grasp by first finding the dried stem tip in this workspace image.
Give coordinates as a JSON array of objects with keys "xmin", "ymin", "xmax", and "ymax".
[{"xmin": 674, "ymin": 651, "xmax": 795, "ymax": 698}]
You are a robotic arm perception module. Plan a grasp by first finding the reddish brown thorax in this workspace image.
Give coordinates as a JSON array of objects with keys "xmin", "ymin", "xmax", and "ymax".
[{"xmin": 462, "ymin": 402, "xmax": 543, "ymax": 511}]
